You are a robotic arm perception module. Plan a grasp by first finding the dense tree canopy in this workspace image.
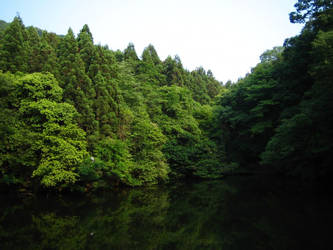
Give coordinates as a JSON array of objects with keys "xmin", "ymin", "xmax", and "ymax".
[
  {"xmin": 0, "ymin": 16, "xmax": 226, "ymax": 190},
  {"xmin": 217, "ymin": 1, "xmax": 333, "ymax": 181},
  {"xmin": 0, "ymin": 0, "xmax": 332, "ymax": 191}
]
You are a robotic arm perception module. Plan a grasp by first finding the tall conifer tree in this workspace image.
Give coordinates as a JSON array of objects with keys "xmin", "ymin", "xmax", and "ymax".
[{"xmin": 0, "ymin": 16, "xmax": 28, "ymax": 72}]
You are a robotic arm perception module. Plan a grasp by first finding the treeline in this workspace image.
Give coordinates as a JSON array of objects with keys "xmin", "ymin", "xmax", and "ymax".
[
  {"xmin": 216, "ymin": 0, "xmax": 333, "ymax": 181},
  {"xmin": 1, "ymin": 0, "xmax": 332, "ymax": 191},
  {"xmin": 0, "ymin": 17, "xmax": 230, "ymax": 190}
]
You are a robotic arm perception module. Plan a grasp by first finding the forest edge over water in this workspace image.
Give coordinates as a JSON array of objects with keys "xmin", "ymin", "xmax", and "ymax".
[{"xmin": 0, "ymin": 0, "xmax": 333, "ymax": 193}]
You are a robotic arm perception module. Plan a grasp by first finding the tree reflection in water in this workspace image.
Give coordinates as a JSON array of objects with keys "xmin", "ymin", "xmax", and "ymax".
[{"xmin": 0, "ymin": 176, "xmax": 332, "ymax": 250}]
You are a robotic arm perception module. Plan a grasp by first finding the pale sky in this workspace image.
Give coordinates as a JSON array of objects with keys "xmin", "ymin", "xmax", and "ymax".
[{"xmin": 1, "ymin": 0, "xmax": 304, "ymax": 83}]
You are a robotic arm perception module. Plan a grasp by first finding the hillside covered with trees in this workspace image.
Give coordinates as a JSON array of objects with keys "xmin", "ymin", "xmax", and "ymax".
[
  {"xmin": 0, "ymin": 15, "xmax": 230, "ymax": 191},
  {"xmin": 216, "ymin": 0, "xmax": 333, "ymax": 183},
  {"xmin": 1, "ymin": 0, "xmax": 332, "ymax": 191}
]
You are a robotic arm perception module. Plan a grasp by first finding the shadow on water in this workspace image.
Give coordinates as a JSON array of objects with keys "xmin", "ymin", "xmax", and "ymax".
[{"xmin": 0, "ymin": 176, "xmax": 332, "ymax": 250}]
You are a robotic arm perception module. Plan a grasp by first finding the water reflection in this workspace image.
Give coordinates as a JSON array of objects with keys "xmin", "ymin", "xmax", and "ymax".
[{"xmin": 0, "ymin": 177, "xmax": 332, "ymax": 250}]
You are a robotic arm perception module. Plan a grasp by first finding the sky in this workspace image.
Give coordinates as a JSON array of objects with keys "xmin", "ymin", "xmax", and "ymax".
[{"xmin": 1, "ymin": 0, "xmax": 304, "ymax": 83}]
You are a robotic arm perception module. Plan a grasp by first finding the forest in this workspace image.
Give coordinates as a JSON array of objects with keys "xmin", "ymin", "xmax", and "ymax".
[{"xmin": 0, "ymin": 0, "xmax": 332, "ymax": 192}]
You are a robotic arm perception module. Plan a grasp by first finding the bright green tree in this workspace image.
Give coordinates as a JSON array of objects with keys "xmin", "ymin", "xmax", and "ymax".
[{"xmin": 0, "ymin": 72, "xmax": 87, "ymax": 188}]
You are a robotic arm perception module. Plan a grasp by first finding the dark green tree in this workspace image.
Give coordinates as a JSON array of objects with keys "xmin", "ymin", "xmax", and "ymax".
[
  {"xmin": 57, "ymin": 28, "xmax": 96, "ymax": 134},
  {"xmin": 142, "ymin": 44, "xmax": 161, "ymax": 65},
  {"xmin": 37, "ymin": 31, "xmax": 59, "ymax": 76},
  {"xmin": 162, "ymin": 56, "xmax": 185, "ymax": 86},
  {"xmin": 124, "ymin": 43, "xmax": 139, "ymax": 66},
  {"xmin": 0, "ymin": 16, "xmax": 28, "ymax": 72},
  {"xmin": 137, "ymin": 44, "xmax": 165, "ymax": 85},
  {"xmin": 290, "ymin": 0, "xmax": 333, "ymax": 23},
  {"xmin": 26, "ymin": 26, "xmax": 41, "ymax": 73},
  {"xmin": 77, "ymin": 24, "xmax": 95, "ymax": 73}
]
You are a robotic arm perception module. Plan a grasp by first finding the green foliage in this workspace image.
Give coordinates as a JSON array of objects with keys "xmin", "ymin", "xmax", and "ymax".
[
  {"xmin": 216, "ymin": 59, "xmax": 280, "ymax": 165},
  {"xmin": 0, "ymin": 20, "xmax": 9, "ymax": 33},
  {"xmin": 37, "ymin": 31, "xmax": 59, "ymax": 76},
  {"xmin": 1, "ymin": 0, "xmax": 332, "ymax": 190},
  {"xmin": 259, "ymin": 46, "xmax": 284, "ymax": 62},
  {"xmin": 77, "ymin": 24, "xmax": 95, "ymax": 72},
  {"xmin": 0, "ymin": 16, "xmax": 233, "ymax": 190},
  {"xmin": 57, "ymin": 28, "xmax": 96, "ymax": 134},
  {"xmin": 0, "ymin": 16, "xmax": 28, "ymax": 72},
  {"xmin": 93, "ymin": 138, "xmax": 140, "ymax": 186},
  {"xmin": 0, "ymin": 72, "xmax": 87, "ymax": 188},
  {"xmin": 129, "ymin": 113, "xmax": 169, "ymax": 184},
  {"xmin": 124, "ymin": 43, "xmax": 139, "ymax": 63},
  {"xmin": 290, "ymin": 0, "xmax": 333, "ymax": 23},
  {"xmin": 28, "ymin": 100, "xmax": 87, "ymax": 187},
  {"xmin": 261, "ymin": 28, "xmax": 333, "ymax": 178},
  {"xmin": 216, "ymin": 2, "xmax": 333, "ymax": 181}
]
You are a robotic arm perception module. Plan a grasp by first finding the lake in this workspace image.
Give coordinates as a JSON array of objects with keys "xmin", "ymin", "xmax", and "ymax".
[{"xmin": 0, "ymin": 176, "xmax": 332, "ymax": 250}]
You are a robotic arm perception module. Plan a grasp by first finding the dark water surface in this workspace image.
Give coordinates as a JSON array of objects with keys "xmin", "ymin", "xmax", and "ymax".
[{"xmin": 1, "ymin": 176, "xmax": 332, "ymax": 250}]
